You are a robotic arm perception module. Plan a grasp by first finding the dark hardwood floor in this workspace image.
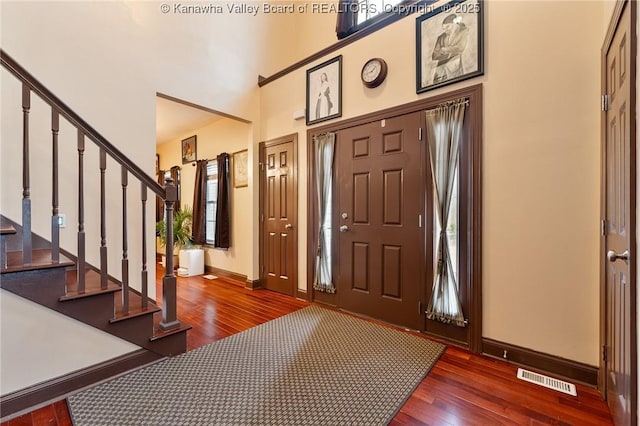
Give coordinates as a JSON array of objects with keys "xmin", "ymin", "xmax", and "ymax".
[{"xmin": 2, "ymin": 264, "xmax": 613, "ymax": 425}]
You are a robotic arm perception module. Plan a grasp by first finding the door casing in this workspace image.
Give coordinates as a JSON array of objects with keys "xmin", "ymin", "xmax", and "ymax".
[{"xmin": 306, "ymin": 84, "xmax": 483, "ymax": 352}]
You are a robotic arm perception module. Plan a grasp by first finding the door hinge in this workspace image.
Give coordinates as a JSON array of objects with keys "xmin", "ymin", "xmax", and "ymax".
[
  {"xmin": 601, "ymin": 219, "xmax": 607, "ymax": 236},
  {"xmin": 419, "ymin": 127, "xmax": 423, "ymax": 141},
  {"xmin": 419, "ymin": 214, "xmax": 423, "ymax": 228},
  {"xmin": 261, "ymin": 214, "xmax": 264, "ymax": 222},
  {"xmin": 602, "ymin": 94, "xmax": 609, "ymax": 112},
  {"xmin": 602, "ymin": 344, "xmax": 607, "ymax": 362}
]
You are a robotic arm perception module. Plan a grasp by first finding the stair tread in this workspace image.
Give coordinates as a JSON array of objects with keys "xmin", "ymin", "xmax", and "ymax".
[
  {"xmin": 2, "ymin": 249, "xmax": 74, "ymax": 273},
  {"xmin": 61, "ymin": 269, "xmax": 121, "ymax": 300},
  {"xmin": 111, "ymin": 305, "xmax": 162, "ymax": 323},
  {"xmin": 0, "ymin": 224, "xmax": 16, "ymax": 235},
  {"xmin": 113, "ymin": 281, "xmax": 161, "ymax": 317},
  {"xmin": 150, "ymin": 322, "xmax": 193, "ymax": 341}
]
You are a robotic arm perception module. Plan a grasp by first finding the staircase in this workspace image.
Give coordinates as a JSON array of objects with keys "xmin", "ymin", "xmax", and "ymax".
[{"xmin": 0, "ymin": 50, "xmax": 190, "ymax": 418}]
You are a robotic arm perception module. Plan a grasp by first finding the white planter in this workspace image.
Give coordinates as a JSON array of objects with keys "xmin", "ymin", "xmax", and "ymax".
[{"xmin": 177, "ymin": 249, "xmax": 204, "ymax": 277}]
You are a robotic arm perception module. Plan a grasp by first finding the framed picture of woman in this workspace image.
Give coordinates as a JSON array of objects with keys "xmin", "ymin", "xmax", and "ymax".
[{"xmin": 306, "ymin": 55, "xmax": 342, "ymax": 126}]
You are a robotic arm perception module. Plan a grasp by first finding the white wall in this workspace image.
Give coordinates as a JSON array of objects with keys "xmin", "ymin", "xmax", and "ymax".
[
  {"xmin": 259, "ymin": 0, "xmax": 606, "ymax": 365},
  {"xmin": 0, "ymin": 290, "xmax": 139, "ymax": 396},
  {"xmin": 156, "ymin": 118, "xmax": 253, "ymax": 278}
]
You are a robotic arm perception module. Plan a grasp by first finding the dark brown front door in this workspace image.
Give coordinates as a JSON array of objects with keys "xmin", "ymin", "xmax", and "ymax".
[
  {"xmin": 603, "ymin": 2, "xmax": 636, "ymax": 424},
  {"xmin": 262, "ymin": 136, "xmax": 297, "ymax": 296},
  {"xmin": 336, "ymin": 113, "xmax": 424, "ymax": 330}
]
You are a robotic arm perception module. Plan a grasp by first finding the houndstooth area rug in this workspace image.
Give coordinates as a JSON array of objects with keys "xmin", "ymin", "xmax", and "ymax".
[{"xmin": 68, "ymin": 305, "xmax": 445, "ymax": 425}]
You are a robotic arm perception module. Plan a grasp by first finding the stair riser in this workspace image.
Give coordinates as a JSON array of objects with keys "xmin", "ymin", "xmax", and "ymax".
[
  {"xmin": 56, "ymin": 293, "xmax": 116, "ymax": 328},
  {"xmin": 0, "ymin": 216, "xmax": 51, "ymax": 252},
  {"xmin": 107, "ymin": 315, "xmax": 155, "ymax": 347},
  {"xmin": 150, "ymin": 332, "xmax": 188, "ymax": 357}
]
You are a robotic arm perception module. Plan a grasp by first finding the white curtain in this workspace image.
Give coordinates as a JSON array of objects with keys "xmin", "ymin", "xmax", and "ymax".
[
  {"xmin": 425, "ymin": 99, "xmax": 467, "ymax": 327},
  {"xmin": 313, "ymin": 132, "xmax": 336, "ymax": 293}
]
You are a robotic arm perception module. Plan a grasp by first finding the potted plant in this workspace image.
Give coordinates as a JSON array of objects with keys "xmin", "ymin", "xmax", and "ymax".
[{"xmin": 156, "ymin": 205, "xmax": 193, "ymax": 268}]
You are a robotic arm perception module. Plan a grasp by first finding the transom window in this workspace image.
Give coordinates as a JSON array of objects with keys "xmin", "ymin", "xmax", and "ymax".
[{"xmin": 357, "ymin": 0, "xmax": 405, "ymax": 25}]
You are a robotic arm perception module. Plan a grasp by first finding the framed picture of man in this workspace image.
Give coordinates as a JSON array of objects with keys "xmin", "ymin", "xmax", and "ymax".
[
  {"xmin": 416, "ymin": 0, "xmax": 484, "ymax": 94},
  {"xmin": 306, "ymin": 55, "xmax": 342, "ymax": 126},
  {"xmin": 181, "ymin": 135, "xmax": 197, "ymax": 164}
]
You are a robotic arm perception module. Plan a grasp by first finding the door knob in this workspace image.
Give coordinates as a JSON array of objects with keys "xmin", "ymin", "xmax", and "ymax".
[
  {"xmin": 607, "ymin": 249, "xmax": 630, "ymax": 263},
  {"xmin": 339, "ymin": 225, "xmax": 349, "ymax": 233},
  {"xmin": 285, "ymin": 224, "xmax": 293, "ymax": 230}
]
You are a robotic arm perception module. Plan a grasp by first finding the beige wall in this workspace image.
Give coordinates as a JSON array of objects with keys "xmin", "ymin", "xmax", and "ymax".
[
  {"xmin": 260, "ymin": 0, "xmax": 606, "ymax": 365},
  {"xmin": 0, "ymin": 0, "xmax": 616, "ymax": 370},
  {"xmin": 156, "ymin": 118, "xmax": 253, "ymax": 279}
]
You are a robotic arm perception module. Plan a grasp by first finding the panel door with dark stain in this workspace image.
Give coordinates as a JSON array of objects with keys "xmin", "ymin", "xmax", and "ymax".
[
  {"xmin": 263, "ymin": 140, "xmax": 297, "ymax": 296},
  {"xmin": 336, "ymin": 113, "xmax": 424, "ymax": 330},
  {"xmin": 603, "ymin": 2, "xmax": 636, "ymax": 425}
]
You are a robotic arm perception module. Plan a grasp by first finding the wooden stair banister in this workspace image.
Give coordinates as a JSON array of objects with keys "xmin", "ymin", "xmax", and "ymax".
[
  {"xmin": 51, "ymin": 109, "xmax": 60, "ymax": 263},
  {"xmin": 0, "ymin": 50, "xmax": 164, "ymax": 197},
  {"xmin": 160, "ymin": 178, "xmax": 179, "ymax": 330},
  {"xmin": 21, "ymin": 84, "xmax": 32, "ymax": 265},
  {"xmin": 0, "ymin": 49, "xmax": 183, "ymax": 345}
]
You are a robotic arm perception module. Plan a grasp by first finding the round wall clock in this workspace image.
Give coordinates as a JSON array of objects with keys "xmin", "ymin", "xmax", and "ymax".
[{"xmin": 361, "ymin": 58, "xmax": 388, "ymax": 88}]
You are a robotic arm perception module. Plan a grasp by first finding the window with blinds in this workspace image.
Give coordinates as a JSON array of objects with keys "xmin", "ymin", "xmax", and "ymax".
[{"xmin": 206, "ymin": 161, "xmax": 218, "ymax": 245}]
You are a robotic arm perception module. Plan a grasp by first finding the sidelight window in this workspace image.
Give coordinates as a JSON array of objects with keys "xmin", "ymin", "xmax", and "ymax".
[
  {"xmin": 434, "ymin": 169, "xmax": 458, "ymax": 285},
  {"xmin": 312, "ymin": 132, "xmax": 336, "ymax": 293},
  {"xmin": 425, "ymin": 98, "xmax": 467, "ymax": 327}
]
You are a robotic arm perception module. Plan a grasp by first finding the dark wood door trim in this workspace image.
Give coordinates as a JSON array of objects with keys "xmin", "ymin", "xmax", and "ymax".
[
  {"xmin": 259, "ymin": 133, "xmax": 300, "ymax": 298},
  {"xmin": 599, "ymin": 0, "xmax": 637, "ymax": 414},
  {"xmin": 306, "ymin": 83, "xmax": 483, "ymax": 351}
]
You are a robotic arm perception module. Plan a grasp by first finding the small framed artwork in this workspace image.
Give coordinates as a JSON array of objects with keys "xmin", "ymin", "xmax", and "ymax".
[
  {"xmin": 306, "ymin": 55, "xmax": 342, "ymax": 126},
  {"xmin": 416, "ymin": 0, "xmax": 483, "ymax": 94},
  {"xmin": 233, "ymin": 149, "xmax": 248, "ymax": 188},
  {"xmin": 181, "ymin": 135, "xmax": 197, "ymax": 164}
]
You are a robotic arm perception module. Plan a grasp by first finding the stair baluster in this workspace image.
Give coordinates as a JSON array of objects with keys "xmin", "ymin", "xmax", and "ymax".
[
  {"xmin": 160, "ymin": 177, "xmax": 179, "ymax": 330},
  {"xmin": 77, "ymin": 130, "xmax": 86, "ymax": 292},
  {"xmin": 51, "ymin": 109, "xmax": 60, "ymax": 263},
  {"xmin": 22, "ymin": 84, "xmax": 32, "ymax": 265},
  {"xmin": 1, "ymin": 50, "xmax": 189, "ymax": 364},
  {"xmin": 141, "ymin": 183, "xmax": 148, "ymax": 309},
  {"xmin": 99, "ymin": 149, "xmax": 108, "ymax": 289},
  {"xmin": 121, "ymin": 166, "xmax": 129, "ymax": 314}
]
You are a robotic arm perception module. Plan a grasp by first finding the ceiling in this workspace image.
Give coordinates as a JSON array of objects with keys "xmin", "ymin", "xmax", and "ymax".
[{"xmin": 156, "ymin": 96, "xmax": 222, "ymax": 145}]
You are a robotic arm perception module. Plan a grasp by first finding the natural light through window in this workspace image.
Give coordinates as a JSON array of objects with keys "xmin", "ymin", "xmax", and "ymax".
[
  {"xmin": 205, "ymin": 161, "xmax": 218, "ymax": 245},
  {"xmin": 356, "ymin": 0, "xmax": 404, "ymax": 25}
]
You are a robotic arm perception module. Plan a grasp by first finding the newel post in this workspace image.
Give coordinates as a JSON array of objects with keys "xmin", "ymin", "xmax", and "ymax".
[{"xmin": 160, "ymin": 177, "xmax": 180, "ymax": 330}]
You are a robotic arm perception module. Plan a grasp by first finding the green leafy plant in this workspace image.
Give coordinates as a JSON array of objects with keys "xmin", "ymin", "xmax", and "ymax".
[{"xmin": 156, "ymin": 205, "xmax": 194, "ymax": 250}]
